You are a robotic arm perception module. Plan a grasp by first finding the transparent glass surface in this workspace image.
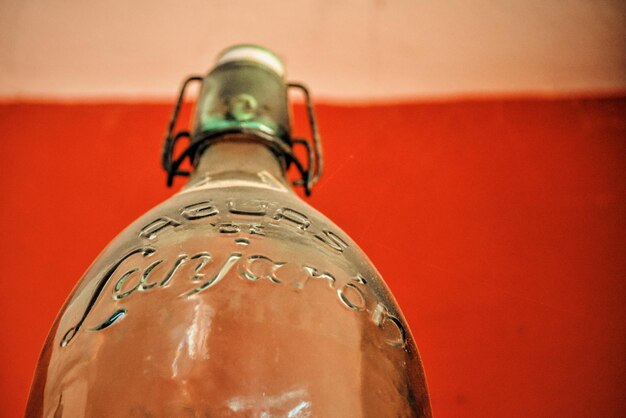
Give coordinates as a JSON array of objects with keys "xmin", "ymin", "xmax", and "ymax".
[
  {"xmin": 192, "ymin": 62, "xmax": 290, "ymax": 140},
  {"xmin": 26, "ymin": 142, "xmax": 431, "ymax": 417}
]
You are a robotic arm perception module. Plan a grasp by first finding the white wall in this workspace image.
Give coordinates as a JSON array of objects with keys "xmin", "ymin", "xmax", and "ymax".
[{"xmin": 1, "ymin": 0, "xmax": 624, "ymax": 101}]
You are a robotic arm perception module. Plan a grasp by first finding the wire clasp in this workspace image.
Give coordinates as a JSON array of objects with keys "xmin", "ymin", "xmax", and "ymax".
[{"xmin": 162, "ymin": 76, "xmax": 323, "ymax": 196}]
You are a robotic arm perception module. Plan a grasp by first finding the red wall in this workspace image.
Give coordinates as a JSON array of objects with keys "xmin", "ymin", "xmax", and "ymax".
[{"xmin": 1, "ymin": 98, "xmax": 624, "ymax": 417}]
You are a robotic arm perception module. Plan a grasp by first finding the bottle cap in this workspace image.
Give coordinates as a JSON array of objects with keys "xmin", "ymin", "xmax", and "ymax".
[{"xmin": 216, "ymin": 45, "xmax": 285, "ymax": 79}]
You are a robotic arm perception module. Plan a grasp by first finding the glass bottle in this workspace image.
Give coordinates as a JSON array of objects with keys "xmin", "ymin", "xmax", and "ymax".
[{"xmin": 26, "ymin": 45, "xmax": 431, "ymax": 418}]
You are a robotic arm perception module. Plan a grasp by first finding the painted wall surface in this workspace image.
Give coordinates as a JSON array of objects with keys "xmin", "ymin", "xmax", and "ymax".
[
  {"xmin": 1, "ymin": 98, "xmax": 625, "ymax": 417},
  {"xmin": 1, "ymin": 0, "xmax": 625, "ymax": 100}
]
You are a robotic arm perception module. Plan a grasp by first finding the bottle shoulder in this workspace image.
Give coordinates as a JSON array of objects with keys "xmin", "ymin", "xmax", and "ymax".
[
  {"xmin": 127, "ymin": 183, "xmax": 362, "ymax": 267},
  {"xmin": 58, "ymin": 184, "xmax": 411, "ymax": 348},
  {"xmin": 38, "ymin": 184, "xmax": 431, "ymax": 417}
]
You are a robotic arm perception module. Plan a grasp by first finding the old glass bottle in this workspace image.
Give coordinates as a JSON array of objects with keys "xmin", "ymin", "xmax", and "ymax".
[{"xmin": 26, "ymin": 45, "xmax": 431, "ymax": 417}]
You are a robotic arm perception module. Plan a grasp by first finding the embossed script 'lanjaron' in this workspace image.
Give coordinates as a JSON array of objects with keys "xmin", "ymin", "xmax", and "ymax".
[{"xmin": 26, "ymin": 45, "xmax": 432, "ymax": 418}]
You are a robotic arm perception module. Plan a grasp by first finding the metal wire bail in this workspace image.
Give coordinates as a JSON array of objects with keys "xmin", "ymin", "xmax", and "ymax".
[{"xmin": 162, "ymin": 75, "xmax": 323, "ymax": 196}]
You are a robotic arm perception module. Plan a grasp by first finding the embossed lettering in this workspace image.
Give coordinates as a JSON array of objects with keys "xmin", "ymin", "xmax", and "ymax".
[
  {"xmin": 241, "ymin": 255, "xmax": 286, "ymax": 284},
  {"xmin": 139, "ymin": 217, "xmax": 181, "ymax": 240},
  {"xmin": 300, "ymin": 266, "xmax": 336, "ymax": 289},
  {"xmin": 138, "ymin": 260, "xmax": 164, "ymax": 291},
  {"xmin": 372, "ymin": 303, "xmax": 407, "ymax": 348},
  {"xmin": 218, "ymin": 223, "xmax": 241, "ymax": 234},
  {"xmin": 228, "ymin": 199, "xmax": 268, "ymax": 216},
  {"xmin": 113, "ymin": 268, "xmax": 141, "ymax": 300},
  {"xmin": 159, "ymin": 255, "xmax": 188, "ymax": 287},
  {"xmin": 189, "ymin": 252, "xmax": 212, "ymax": 282},
  {"xmin": 89, "ymin": 308, "xmax": 127, "ymax": 331},
  {"xmin": 186, "ymin": 253, "xmax": 242, "ymax": 297},
  {"xmin": 113, "ymin": 259, "xmax": 165, "ymax": 299},
  {"xmin": 315, "ymin": 230, "xmax": 349, "ymax": 252},
  {"xmin": 61, "ymin": 247, "xmax": 156, "ymax": 347},
  {"xmin": 273, "ymin": 207, "xmax": 311, "ymax": 230},
  {"xmin": 248, "ymin": 223, "xmax": 265, "ymax": 235},
  {"xmin": 353, "ymin": 274, "xmax": 367, "ymax": 285},
  {"xmin": 62, "ymin": 223, "xmax": 407, "ymax": 351},
  {"xmin": 337, "ymin": 283, "xmax": 366, "ymax": 311},
  {"xmin": 181, "ymin": 201, "xmax": 219, "ymax": 220}
]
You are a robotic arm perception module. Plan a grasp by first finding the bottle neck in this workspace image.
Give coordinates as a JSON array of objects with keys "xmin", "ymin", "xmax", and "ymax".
[{"xmin": 184, "ymin": 139, "xmax": 291, "ymax": 191}]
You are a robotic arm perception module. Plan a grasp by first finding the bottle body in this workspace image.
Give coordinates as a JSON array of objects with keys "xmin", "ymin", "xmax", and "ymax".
[
  {"xmin": 28, "ymin": 43, "xmax": 432, "ymax": 416},
  {"xmin": 27, "ymin": 145, "xmax": 430, "ymax": 417}
]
